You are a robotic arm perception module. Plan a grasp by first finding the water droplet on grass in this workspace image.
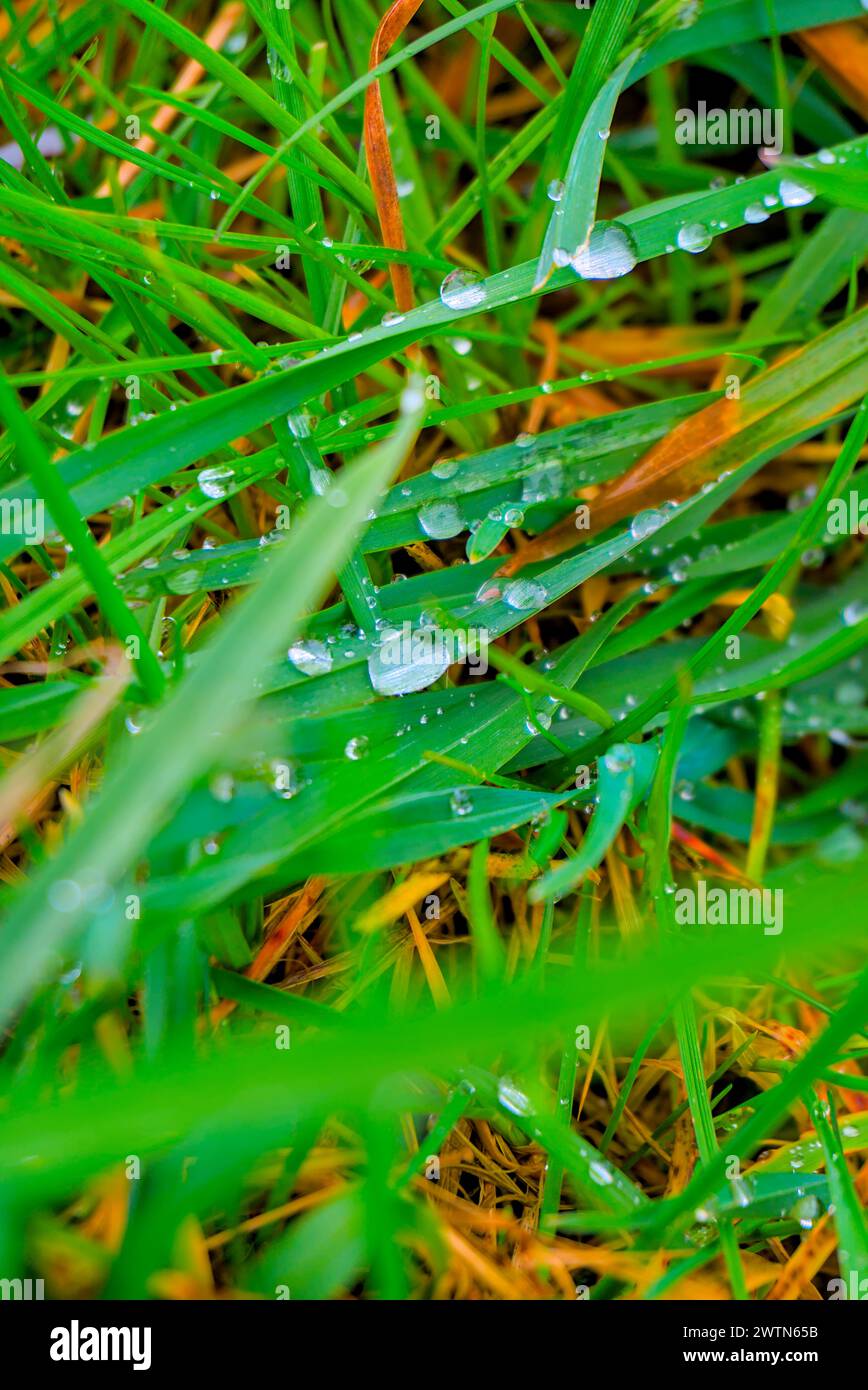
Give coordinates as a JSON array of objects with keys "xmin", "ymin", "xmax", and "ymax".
[
  {"xmin": 503, "ymin": 578, "xmax": 546, "ymax": 610},
  {"xmin": 198, "ymin": 465, "xmax": 235, "ymax": 499},
  {"xmin": 779, "ymin": 178, "xmax": 814, "ymax": 207},
  {"xmin": 571, "ymin": 222, "xmax": 637, "ymax": 279},
  {"xmin": 677, "ymin": 222, "xmax": 712, "ymax": 253},
  {"xmin": 419, "ymin": 501, "xmax": 463, "ymax": 539},
  {"xmin": 439, "ymin": 268, "xmax": 486, "ymax": 310},
  {"xmin": 604, "ymin": 746, "xmax": 635, "ymax": 774},
  {"xmin": 588, "ymin": 1159, "xmax": 614, "ymax": 1186},
  {"xmin": 210, "ymin": 773, "xmax": 235, "ymax": 802},
  {"xmin": 630, "ymin": 508, "xmax": 665, "ymax": 540},
  {"xmin": 844, "ymin": 600, "xmax": 868, "ymax": 627},
  {"xmin": 432, "ymin": 457, "xmax": 459, "ymax": 479},
  {"xmin": 368, "ymin": 632, "xmax": 450, "ymax": 696},
  {"xmin": 288, "ymin": 639, "xmax": 333, "ymax": 676},
  {"xmin": 450, "ymin": 788, "xmax": 474, "ymax": 818},
  {"xmin": 475, "ymin": 579, "xmax": 502, "ymax": 604}
]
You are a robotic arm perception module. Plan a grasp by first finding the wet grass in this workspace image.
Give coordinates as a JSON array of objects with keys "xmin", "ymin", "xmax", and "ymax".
[{"xmin": 0, "ymin": 0, "xmax": 866, "ymax": 1301}]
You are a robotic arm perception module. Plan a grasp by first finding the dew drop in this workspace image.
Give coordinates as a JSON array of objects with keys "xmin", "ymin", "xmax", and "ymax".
[
  {"xmin": 497, "ymin": 1076, "xmax": 531, "ymax": 1116},
  {"xmin": 588, "ymin": 1159, "xmax": 614, "ymax": 1186},
  {"xmin": 210, "ymin": 772, "xmax": 235, "ymax": 802},
  {"xmin": 439, "ymin": 267, "xmax": 487, "ymax": 311},
  {"xmin": 288, "ymin": 638, "xmax": 333, "ymax": 677},
  {"xmin": 197, "ymin": 464, "xmax": 235, "ymax": 499},
  {"xmin": 571, "ymin": 221, "xmax": 637, "ymax": 279},
  {"xmin": 630, "ymin": 508, "xmax": 665, "ymax": 540},
  {"xmin": 603, "ymin": 746, "xmax": 635, "ymax": 775},
  {"xmin": 419, "ymin": 501, "xmax": 463, "ymax": 539},
  {"xmin": 475, "ymin": 579, "xmax": 502, "ymax": 604},
  {"xmin": 367, "ymin": 628, "xmax": 451, "ymax": 696},
  {"xmin": 503, "ymin": 577, "xmax": 546, "ymax": 611},
  {"xmin": 779, "ymin": 178, "xmax": 814, "ymax": 208},
  {"xmin": 432, "ymin": 457, "xmax": 459, "ymax": 480},
  {"xmin": 450, "ymin": 788, "xmax": 474, "ymax": 818},
  {"xmin": 677, "ymin": 222, "xmax": 712, "ymax": 253},
  {"xmin": 843, "ymin": 600, "xmax": 868, "ymax": 627}
]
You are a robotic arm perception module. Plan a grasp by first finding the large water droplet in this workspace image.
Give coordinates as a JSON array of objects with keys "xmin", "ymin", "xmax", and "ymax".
[
  {"xmin": 475, "ymin": 578, "xmax": 502, "ymax": 604},
  {"xmin": 503, "ymin": 577, "xmax": 547, "ymax": 610},
  {"xmin": 630, "ymin": 508, "xmax": 665, "ymax": 540},
  {"xmin": 497, "ymin": 1077, "xmax": 532, "ymax": 1116},
  {"xmin": 604, "ymin": 746, "xmax": 635, "ymax": 775},
  {"xmin": 521, "ymin": 460, "xmax": 563, "ymax": 503},
  {"xmin": 588, "ymin": 1158, "xmax": 614, "ymax": 1186},
  {"xmin": 779, "ymin": 178, "xmax": 814, "ymax": 208},
  {"xmin": 450, "ymin": 788, "xmax": 474, "ymax": 818},
  {"xmin": 197, "ymin": 465, "xmax": 235, "ymax": 499},
  {"xmin": 288, "ymin": 638, "xmax": 333, "ymax": 677},
  {"xmin": 843, "ymin": 600, "xmax": 868, "ymax": 627},
  {"xmin": 677, "ymin": 222, "xmax": 712, "ymax": 253},
  {"xmin": 439, "ymin": 268, "xmax": 487, "ymax": 311},
  {"xmin": 344, "ymin": 735, "xmax": 369, "ymax": 761},
  {"xmin": 367, "ymin": 627, "xmax": 452, "ymax": 696},
  {"xmin": 419, "ymin": 501, "xmax": 463, "ymax": 539},
  {"xmin": 432, "ymin": 457, "xmax": 459, "ymax": 480},
  {"xmin": 571, "ymin": 222, "xmax": 637, "ymax": 279}
]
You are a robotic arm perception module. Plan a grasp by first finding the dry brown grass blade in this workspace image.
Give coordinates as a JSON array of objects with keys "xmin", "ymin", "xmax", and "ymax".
[
  {"xmin": 356, "ymin": 868, "xmax": 448, "ymax": 932},
  {"xmin": 364, "ymin": 0, "xmax": 425, "ymax": 314},
  {"xmin": 0, "ymin": 645, "xmax": 129, "ymax": 848},
  {"xmin": 208, "ymin": 876, "xmax": 326, "ymax": 1027},
  {"xmin": 796, "ymin": 21, "xmax": 868, "ymax": 122},
  {"xmin": 95, "ymin": 2, "xmax": 246, "ymax": 196},
  {"xmin": 569, "ymin": 324, "xmax": 733, "ymax": 377},
  {"xmin": 768, "ymin": 1159, "xmax": 868, "ymax": 1299},
  {"xmin": 498, "ymin": 332, "xmax": 854, "ymax": 575},
  {"xmin": 525, "ymin": 322, "xmax": 560, "ymax": 434},
  {"xmin": 406, "ymin": 904, "xmax": 451, "ymax": 1007}
]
